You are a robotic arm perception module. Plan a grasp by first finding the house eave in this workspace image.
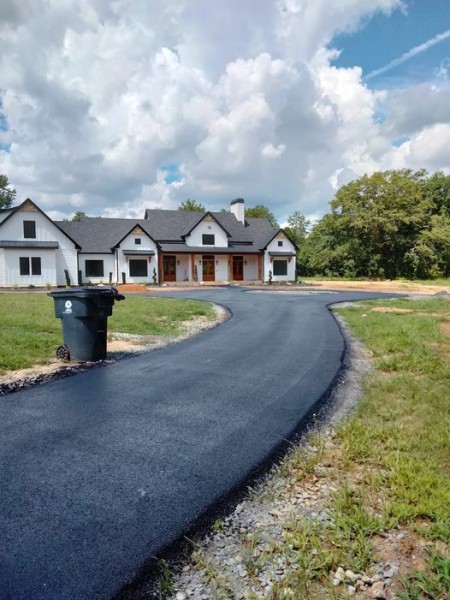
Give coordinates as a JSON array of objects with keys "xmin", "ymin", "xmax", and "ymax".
[{"xmin": 0, "ymin": 241, "xmax": 60, "ymax": 249}]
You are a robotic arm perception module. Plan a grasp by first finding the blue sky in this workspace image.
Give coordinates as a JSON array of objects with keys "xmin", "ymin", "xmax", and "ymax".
[
  {"xmin": 334, "ymin": 0, "xmax": 450, "ymax": 86},
  {"xmin": 1, "ymin": 0, "xmax": 450, "ymax": 222}
]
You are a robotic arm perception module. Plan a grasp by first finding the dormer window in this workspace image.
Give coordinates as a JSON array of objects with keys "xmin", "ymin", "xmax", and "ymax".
[
  {"xmin": 23, "ymin": 221, "xmax": 36, "ymax": 239},
  {"xmin": 135, "ymin": 237, "xmax": 142, "ymax": 245},
  {"xmin": 278, "ymin": 240, "xmax": 283, "ymax": 247},
  {"xmin": 202, "ymin": 234, "xmax": 215, "ymax": 246}
]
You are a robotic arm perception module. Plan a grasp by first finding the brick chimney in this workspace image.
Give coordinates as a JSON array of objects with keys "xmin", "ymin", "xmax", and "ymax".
[{"xmin": 230, "ymin": 198, "xmax": 245, "ymax": 224}]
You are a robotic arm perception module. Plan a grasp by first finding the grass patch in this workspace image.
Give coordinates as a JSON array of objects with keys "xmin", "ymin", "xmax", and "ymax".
[
  {"xmin": 0, "ymin": 293, "xmax": 62, "ymax": 373},
  {"xmin": 273, "ymin": 297, "xmax": 450, "ymax": 595},
  {"xmin": 336, "ymin": 298, "xmax": 450, "ymax": 527},
  {"xmin": 108, "ymin": 295, "xmax": 214, "ymax": 336},
  {"xmin": 398, "ymin": 548, "xmax": 450, "ymax": 599},
  {"xmin": 0, "ymin": 293, "xmax": 214, "ymax": 373}
]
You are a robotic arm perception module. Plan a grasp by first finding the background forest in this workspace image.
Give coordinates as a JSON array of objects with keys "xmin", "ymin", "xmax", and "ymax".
[{"xmin": 296, "ymin": 169, "xmax": 450, "ymax": 280}]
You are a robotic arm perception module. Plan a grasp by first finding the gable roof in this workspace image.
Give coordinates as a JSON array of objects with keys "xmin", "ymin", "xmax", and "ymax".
[
  {"xmin": 113, "ymin": 223, "xmax": 158, "ymax": 249},
  {"xmin": 182, "ymin": 211, "xmax": 231, "ymax": 239},
  {"xmin": 0, "ymin": 208, "xmax": 14, "ymax": 224},
  {"xmin": 57, "ymin": 218, "xmax": 154, "ymax": 254},
  {"xmin": 0, "ymin": 199, "xmax": 81, "ymax": 249},
  {"xmin": 262, "ymin": 228, "xmax": 299, "ymax": 251},
  {"xmin": 57, "ymin": 208, "xmax": 279, "ymax": 254}
]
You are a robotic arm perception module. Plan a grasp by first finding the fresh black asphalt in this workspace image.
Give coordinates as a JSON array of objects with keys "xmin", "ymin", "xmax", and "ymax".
[{"xmin": 0, "ymin": 287, "xmax": 399, "ymax": 599}]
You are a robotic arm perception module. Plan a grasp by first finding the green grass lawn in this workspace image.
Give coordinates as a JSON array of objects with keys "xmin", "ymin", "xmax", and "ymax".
[
  {"xmin": 0, "ymin": 293, "xmax": 214, "ymax": 373},
  {"xmin": 264, "ymin": 297, "xmax": 450, "ymax": 597},
  {"xmin": 337, "ymin": 297, "xmax": 450, "ymax": 529}
]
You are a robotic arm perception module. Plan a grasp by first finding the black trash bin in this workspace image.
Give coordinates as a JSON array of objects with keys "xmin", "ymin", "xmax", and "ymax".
[{"xmin": 48, "ymin": 287, "xmax": 125, "ymax": 361}]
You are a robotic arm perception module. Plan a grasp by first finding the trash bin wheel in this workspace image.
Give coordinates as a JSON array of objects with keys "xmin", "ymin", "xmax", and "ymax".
[{"xmin": 56, "ymin": 344, "xmax": 70, "ymax": 361}]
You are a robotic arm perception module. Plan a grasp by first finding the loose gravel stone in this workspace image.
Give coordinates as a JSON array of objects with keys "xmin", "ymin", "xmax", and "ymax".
[
  {"xmin": 334, "ymin": 566, "xmax": 346, "ymax": 583},
  {"xmin": 369, "ymin": 581, "xmax": 386, "ymax": 599}
]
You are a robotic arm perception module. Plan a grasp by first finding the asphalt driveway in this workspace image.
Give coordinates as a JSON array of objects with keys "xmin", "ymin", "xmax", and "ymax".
[{"xmin": 0, "ymin": 288, "xmax": 399, "ymax": 599}]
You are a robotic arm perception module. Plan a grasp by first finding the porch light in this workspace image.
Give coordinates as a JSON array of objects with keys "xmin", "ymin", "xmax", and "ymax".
[
  {"xmin": 177, "ymin": 260, "xmax": 180, "ymax": 265},
  {"xmin": 199, "ymin": 259, "xmax": 202, "ymax": 264},
  {"xmin": 216, "ymin": 260, "xmax": 218, "ymax": 265}
]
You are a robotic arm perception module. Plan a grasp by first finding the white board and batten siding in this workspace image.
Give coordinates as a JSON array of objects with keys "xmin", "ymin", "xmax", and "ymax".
[
  {"xmin": 263, "ymin": 232, "xmax": 296, "ymax": 282},
  {"xmin": 79, "ymin": 254, "xmax": 115, "ymax": 285},
  {"xmin": 117, "ymin": 229, "xmax": 159, "ymax": 283},
  {"xmin": 215, "ymin": 256, "xmax": 229, "ymax": 280},
  {"xmin": 0, "ymin": 202, "xmax": 78, "ymax": 286},
  {"xmin": 243, "ymin": 256, "xmax": 258, "ymax": 280},
  {"xmin": 174, "ymin": 255, "xmax": 190, "ymax": 282},
  {"xmin": 185, "ymin": 215, "xmax": 228, "ymax": 248}
]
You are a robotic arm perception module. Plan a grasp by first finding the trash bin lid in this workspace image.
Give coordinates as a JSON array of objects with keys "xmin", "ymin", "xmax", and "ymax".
[{"xmin": 48, "ymin": 286, "xmax": 119, "ymax": 299}]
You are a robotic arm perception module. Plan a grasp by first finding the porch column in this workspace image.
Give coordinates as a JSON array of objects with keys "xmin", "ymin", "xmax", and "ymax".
[
  {"xmin": 191, "ymin": 254, "xmax": 195, "ymax": 282},
  {"xmin": 228, "ymin": 255, "xmax": 233, "ymax": 281},
  {"xmin": 158, "ymin": 253, "xmax": 163, "ymax": 284},
  {"xmin": 258, "ymin": 254, "xmax": 263, "ymax": 282}
]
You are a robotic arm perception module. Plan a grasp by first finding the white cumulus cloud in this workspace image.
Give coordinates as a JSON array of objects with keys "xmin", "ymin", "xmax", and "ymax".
[{"xmin": 0, "ymin": 0, "xmax": 448, "ymax": 223}]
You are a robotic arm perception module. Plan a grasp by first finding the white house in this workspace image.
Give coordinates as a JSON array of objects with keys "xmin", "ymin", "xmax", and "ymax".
[
  {"xmin": 0, "ymin": 198, "xmax": 297, "ymax": 287},
  {"xmin": 0, "ymin": 199, "xmax": 80, "ymax": 287}
]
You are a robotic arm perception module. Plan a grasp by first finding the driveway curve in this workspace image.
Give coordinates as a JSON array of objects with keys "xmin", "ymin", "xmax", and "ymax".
[{"xmin": 0, "ymin": 288, "xmax": 400, "ymax": 599}]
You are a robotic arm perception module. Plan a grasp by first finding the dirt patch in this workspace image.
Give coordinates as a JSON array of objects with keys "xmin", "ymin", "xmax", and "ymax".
[
  {"xmin": 441, "ymin": 321, "xmax": 450, "ymax": 338},
  {"xmin": 423, "ymin": 320, "xmax": 450, "ymax": 364},
  {"xmin": 304, "ymin": 280, "xmax": 450, "ymax": 295},
  {"xmin": 370, "ymin": 307, "xmax": 450, "ymax": 317},
  {"xmin": 373, "ymin": 528, "xmax": 429, "ymax": 575},
  {"xmin": 370, "ymin": 307, "xmax": 415, "ymax": 314},
  {"xmin": 116, "ymin": 283, "xmax": 149, "ymax": 293}
]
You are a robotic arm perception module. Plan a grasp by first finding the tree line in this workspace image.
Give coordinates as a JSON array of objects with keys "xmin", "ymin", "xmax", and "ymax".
[
  {"xmin": 298, "ymin": 169, "xmax": 450, "ymax": 279},
  {"xmin": 3, "ymin": 169, "xmax": 449, "ymax": 279}
]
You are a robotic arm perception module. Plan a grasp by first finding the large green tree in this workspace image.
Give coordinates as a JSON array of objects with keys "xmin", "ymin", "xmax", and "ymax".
[
  {"xmin": 0, "ymin": 174, "xmax": 16, "ymax": 209},
  {"xmin": 330, "ymin": 169, "xmax": 431, "ymax": 278},
  {"xmin": 178, "ymin": 198, "xmax": 205, "ymax": 212},
  {"xmin": 245, "ymin": 204, "xmax": 279, "ymax": 228},
  {"xmin": 425, "ymin": 170, "xmax": 450, "ymax": 217},
  {"xmin": 299, "ymin": 169, "xmax": 450, "ymax": 279},
  {"xmin": 71, "ymin": 211, "xmax": 86, "ymax": 221},
  {"xmin": 284, "ymin": 210, "xmax": 309, "ymax": 247}
]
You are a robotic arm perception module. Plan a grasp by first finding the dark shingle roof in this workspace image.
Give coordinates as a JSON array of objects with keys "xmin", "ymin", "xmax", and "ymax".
[
  {"xmin": 57, "ymin": 219, "xmax": 153, "ymax": 254},
  {"xmin": 57, "ymin": 209, "xmax": 279, "ymax": 253},
  {"xmin": 0, "ymin": 208, "xmax": 14, "ymax": 224}
]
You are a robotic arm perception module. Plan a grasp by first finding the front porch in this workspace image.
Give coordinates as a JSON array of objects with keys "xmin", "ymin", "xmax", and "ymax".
[{"xmin": 157, "ymin": 252, "xmax": 263, "ymax": 284}]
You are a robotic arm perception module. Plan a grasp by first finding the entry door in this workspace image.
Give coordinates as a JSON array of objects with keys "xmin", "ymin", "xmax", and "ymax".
[
  {"xmin": 232, "ymin": 256, "xmax": 244, "ymax": 281},
  {"xmin": 163, "ymin": 255, "xmax": 176, "ymax": 282},
  {"xmin": 202, "ymin": 255, "xmax": 215, "ymax": 282}
]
